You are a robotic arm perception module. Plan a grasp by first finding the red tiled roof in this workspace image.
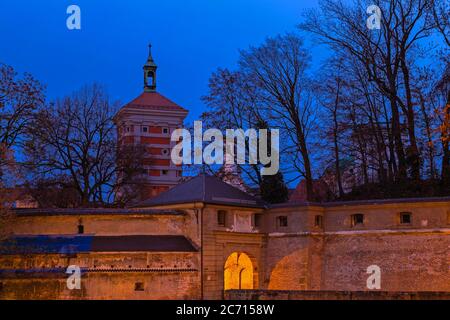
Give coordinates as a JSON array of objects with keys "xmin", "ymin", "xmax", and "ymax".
[
  {"xmin": 121, "ymin": 92, "xmax": 188, "ymax": 113},
  {"xmin": 289, "ymin": 179, "xmax": 331, "ymax": 202}
]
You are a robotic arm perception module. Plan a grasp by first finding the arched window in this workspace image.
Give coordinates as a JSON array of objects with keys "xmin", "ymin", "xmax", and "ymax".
[{"xmin": 147, "ymin": 71, "xmax": 155, "ymax": 86}]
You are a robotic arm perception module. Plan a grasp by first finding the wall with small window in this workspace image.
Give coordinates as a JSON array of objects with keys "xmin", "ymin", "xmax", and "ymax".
[
  {"xmin": 212, "ymin": 209, "xmax": 260, "ymax": 233},
  {"xmin": 351, "ymin": 213, "xmax": 364, "ymax": 227},
  {"xmin": 265, "ymin": 207, "xmax": 321, "ymax": 233},
  {"xmin": 217, "ymin": 210, "xmax": 227, "ymax": 227},
  {"xmin": 9, "ymin": 212, "xmax": 196, "ymax": 240},
  {"xmin": 0, "ymin": 252, "xmax": 201, "ymax": 299},
  {"xmin": 399, "ymin": 212, "xmax": 412, "ymax": 225},
  {"xmin": 276, "ymin": 216, "xmax": 288, "ymax": 228},
  {"xmin": 253, "ymin": 214, "xmax": 263, "ymax": 230},
  {"xmin": 314, "ymin": 215, "xmax": 323, "ymax": 229},
  {"xmin": 77, "ymin": 219, "xmax": 84, "ymax": 234},
  {"xmin": 323, "ymin": 201, "xmax": 449, "ymax": 232}
]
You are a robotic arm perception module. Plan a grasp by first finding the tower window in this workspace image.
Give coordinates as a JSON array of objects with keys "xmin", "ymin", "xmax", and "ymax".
[
  {"xmin": 315, "ymin": 215, "xmax": 323, "ymax": 228},
  {"xmin": 147, "ymin": 71, "xmax": 155, "ymax": 86},
  {"xmin": 142, "ymin": 126, "xmax": 148, "ymax": 133},
  {"xmin": 217, "ymin": 210, "xmax": 227, "ymax": 226},
  {"xmin": 78, "ymin": 224, "xmax": 84, "ymax": 234},
  {"xmin": 162, "ymin": 148, "xmax": 169, "ymax": 155},
  {"xmin": 254, "ymin": 214, "xmax": 263, "ymax": 228},
  {"xmin": 400, "ymin": 212, "xmax": 412, "ymax": 224},
  {"xmin": 277, "ymin": 216, "xmax": 288, "ymax": 227},
  {"xmin": 351, "ymin": 214, "xmax": 364, "ymax": 226},
  {"xmin": 161, "ymin": 170, "xmax": 168, "ymax": 175},
  {"xmin": 134, "ymin": 282, "xmax": 144, "ymax": 291},
  {"xmin": 126, "ymin": 126, "xmax": 130, "ymax": 133},
  {"xmin": 162, "ymin": 127, "xmax": 169, "ymax": 134}
]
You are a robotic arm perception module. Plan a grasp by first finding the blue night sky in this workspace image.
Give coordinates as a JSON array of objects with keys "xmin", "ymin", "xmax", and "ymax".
[{"xmin": 0, "ymin": 0, "xmax": 320, "ymax": 122}]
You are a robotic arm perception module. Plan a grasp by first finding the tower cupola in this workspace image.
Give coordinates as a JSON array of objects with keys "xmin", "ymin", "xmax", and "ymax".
[{"xmin": 143, "ymin": 44, "xmax": 157, "ymax": 92}]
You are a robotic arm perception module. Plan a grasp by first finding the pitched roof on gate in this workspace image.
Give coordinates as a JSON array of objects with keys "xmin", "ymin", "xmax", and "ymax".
[{"xmin": 135, "ymin": 174, "xmax": 266, "ymax": 208}]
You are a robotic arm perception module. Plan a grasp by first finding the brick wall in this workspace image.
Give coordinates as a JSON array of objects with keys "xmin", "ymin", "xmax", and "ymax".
[
  {"xmin": 10, "ymin": 212, "xmax": 197, "ymax": 241},
  {"xmin": 321, "ymin": 232, "xmax": 450, "ymax": 291},
  {"xmin": 263, "ymin": 200, "xmax": 449, "ymax": 293},
  {"xmin": 0, "ymin": 252, "xmax": 201, "ymax": 300},
  {"xmin": 224, "ymin": 290, "xmax": 450, "ymax": 300},
  {"xmin": 0, "ymin": 273, "xmax": 200, "ymax": 300}
]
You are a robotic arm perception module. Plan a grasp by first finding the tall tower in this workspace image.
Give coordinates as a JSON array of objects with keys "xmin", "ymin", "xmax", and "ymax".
[{"xmin": 114, "ymin": 45, "xmax": 189, "ymax": 200}]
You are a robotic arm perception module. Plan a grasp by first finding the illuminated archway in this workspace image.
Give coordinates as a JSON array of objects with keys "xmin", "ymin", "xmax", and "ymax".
[{"xmin": 224, "ymin": 252, "xmax": 254, "ymax": 290}]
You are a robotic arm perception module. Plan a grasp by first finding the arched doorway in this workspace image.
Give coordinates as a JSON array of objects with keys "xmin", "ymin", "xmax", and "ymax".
[{"xmin": 224, "ymin": 252, "xmax": 254, "ymax": 290}]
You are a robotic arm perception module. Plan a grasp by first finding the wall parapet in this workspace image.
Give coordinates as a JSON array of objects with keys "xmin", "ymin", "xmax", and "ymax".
[{"xmin": 225, "ymin": 290, "xmax": 450, "ymax": 300}]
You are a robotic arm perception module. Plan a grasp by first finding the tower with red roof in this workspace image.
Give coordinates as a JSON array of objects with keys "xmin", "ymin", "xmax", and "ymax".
[{"xmin": 114, "ymin": 45, "xmax": 188, "ymax": 200}]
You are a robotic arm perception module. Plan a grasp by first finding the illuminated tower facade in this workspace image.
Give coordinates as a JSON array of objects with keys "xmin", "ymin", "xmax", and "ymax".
[{"xmin": 114, "ymin": 45, "xmax": 188, "ymax": 199}]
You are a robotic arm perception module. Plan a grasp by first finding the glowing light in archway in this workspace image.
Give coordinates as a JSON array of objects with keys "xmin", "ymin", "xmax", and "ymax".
[{"xmin": 224, "ymin": 252, "xmax": 253, "ymax": 290}]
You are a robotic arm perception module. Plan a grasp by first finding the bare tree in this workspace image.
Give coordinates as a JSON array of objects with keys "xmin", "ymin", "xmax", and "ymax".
[
  {"xmin": 239, "ymin": 34, "xmax": 316, "ymax": 200},
  {"xmin": 300, "ymin": 0, "xmax": 438, "ymax": 181},
  {"xmin": 435, "ymin": 63, "xmax": 450, "ymax": 181},
  {"xmin": 0, "ymin": 63, "xmax": 43, "ymax": 238},
  {"xmin": 314, "ymin": 57, "xmax": 347, "ymax": 197},
  {"xmin": 201, "ymin": 68, "xmax": 266, "ymax": 189},
  {"xmin": 0, "ymin": 63, "xmax": 44, "ymax": 175},
  {"xmin": 24, "ymin": 84, "xmax": 145, "ymax": 207},
  {"xmin": 0, "ymin": 144, "xmax": 21, "ymax": 239},
  {"xmin": 430, "ymin": 0, "xmax": 450, "ymax": 46}
]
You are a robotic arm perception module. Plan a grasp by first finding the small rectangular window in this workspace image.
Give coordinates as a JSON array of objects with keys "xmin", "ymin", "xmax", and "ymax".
[
  {"xmin": 78, "ymin": 224, "xmax": 84, "ymax": 234},
  {"xmin": 254, "ymin": 214, "xmax": 263, "ymax": 228},
  {"xmin": 277, "ymin": 216, "xmax": 288, "ymax": 227},
  {"xmin": 162, "ymin": 127, "xmax": 169, "ymax": 134},
  {"xmin": 134, "ymin": 282, "xmax": 144, "ymax": 291},
  {"xmin": 351, "ymin": 214, "xmax": 364, "ymax": 226},
  {"xmin": 161, "ymin": 170, "xmax": 168, "ymax": 175},
  {"xmin": 142, "ymin": 126, "xmax": 148, "ymax": 133},
  {"xmin": 217, "ymin": 210, "xmax": 227, "ymax": 226},
  {"xmin": 315, "ymin": 215, "xmax": 323, "ymax": 228},
  {"xmin": 400, "ymin": 212, "xmax": 412, "ymax": 224}
]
